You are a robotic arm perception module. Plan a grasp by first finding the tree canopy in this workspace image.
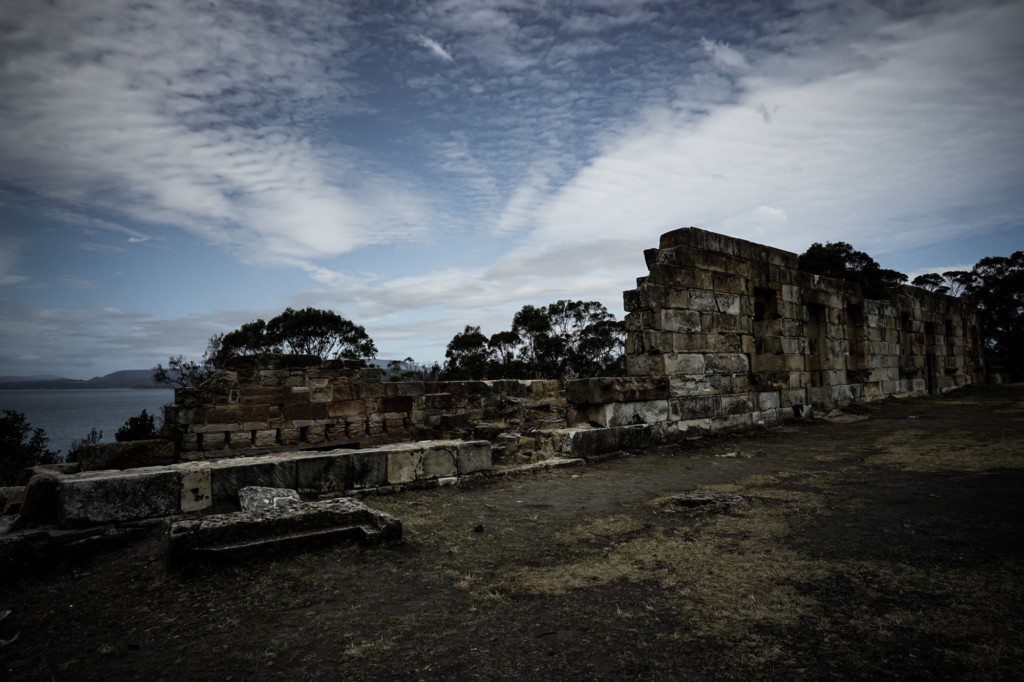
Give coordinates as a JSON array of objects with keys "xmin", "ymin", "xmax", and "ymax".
[
  {"xmin": 441, "ymin": 300, "xmax": 625, "ymax": 381},
  {"xmin": 206, "ymin": 307, "xmax": 377, "ymax": 368},
  {"xmin": 0, "ymin": 410, "xmax": 59, "ymax": 485},
  {"xmin": 798, "ymin": 241, "xmax": 908, "ymax": 299},
  {"xmin": 115, "ymin": 408, "xmax": 160, "ymax": 442},
  {"xmin": 914, "ymin": 251, "xmax": 1023, "ymax": 379}
]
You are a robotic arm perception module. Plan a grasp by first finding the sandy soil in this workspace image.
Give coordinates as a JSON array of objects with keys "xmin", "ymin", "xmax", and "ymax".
[{"xmin": 2, "ymin": 383, "xmax": 1023, "ymax": 681}]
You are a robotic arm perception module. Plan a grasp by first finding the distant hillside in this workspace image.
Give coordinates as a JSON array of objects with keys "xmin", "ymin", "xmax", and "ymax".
[{"xmin": 0, "ymin": 369, "xmax": 162, "ymax": 390}]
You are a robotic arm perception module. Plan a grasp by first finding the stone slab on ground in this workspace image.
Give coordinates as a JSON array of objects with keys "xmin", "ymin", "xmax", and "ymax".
[
  {"xmin": 58, "ymin": 468, "xmax": 180, "ymax": 528},
  {"xmin": 238, "ymin": 486, "xmax": 301, "ymax": 511},
  {"xmin": 168, "ymin": 497, "xmax": 401, "ymax": 561}
]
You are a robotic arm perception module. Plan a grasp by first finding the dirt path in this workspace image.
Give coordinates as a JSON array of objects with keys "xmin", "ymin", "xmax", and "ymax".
[{"xmin": 2, "ymin": 384, "xmax": 1023, "ymax": 680}]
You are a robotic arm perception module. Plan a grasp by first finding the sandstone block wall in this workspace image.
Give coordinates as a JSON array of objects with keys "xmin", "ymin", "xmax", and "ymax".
[
  {"xmin": 569, "ymin": 227, "xmax": 984, "ymax": 434},
  {"xmin": 167, "ymin": 356, "xmax": 414, "ymax": 458},
  {"xmin": 166, "ymin": 356, "xmax": 565, "ymax": 462}
]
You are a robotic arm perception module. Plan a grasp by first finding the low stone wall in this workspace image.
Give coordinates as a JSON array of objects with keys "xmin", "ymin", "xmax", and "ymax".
[
  {"xmin": 166, "ymin": 357, "xmax": 566, "ymax": 464},
  {"xmin": 56, "ymin": 440, "xmax": 491, "ymax": 528}
]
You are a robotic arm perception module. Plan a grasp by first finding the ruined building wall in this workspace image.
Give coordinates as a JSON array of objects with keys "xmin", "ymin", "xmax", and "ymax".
[
  {"xmin": 166, "ymin": 356, "xmax": 564, "ymax": 461},
  {"xmin": 569, "ymin": 227, "xmax": 985, "ymax": 435},
  {"xmin": 165, "ymin": 227, "xmax": 985, "ymax": 464}
]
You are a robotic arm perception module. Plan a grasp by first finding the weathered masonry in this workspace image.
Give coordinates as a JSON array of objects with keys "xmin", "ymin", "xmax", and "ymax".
[
  {"xmin": 164, "ymin": 227, "xmax": 986, "ymax": 460},
  {"xmin": 568, "ymin": 227, "xmax": 985, "ymax": 434},
  {"xmin": 9, "ymin": 227, "xmax": 990, "ymax": 531}
]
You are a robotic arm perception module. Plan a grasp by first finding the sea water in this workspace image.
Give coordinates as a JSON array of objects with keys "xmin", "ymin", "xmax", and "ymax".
[{"xmin": 0, "ymin": 388, "xmax": 175, "ymax": 456}]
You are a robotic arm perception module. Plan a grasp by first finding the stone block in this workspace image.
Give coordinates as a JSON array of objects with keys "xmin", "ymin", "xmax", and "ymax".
[
  {"xmin": 294, "ymin": 453, "xmax": 353, "ymax": 493},
  {"xmin": 626, "ymin": 354, "xmax": 664, "ymax": 376},
  {"xmin": 661, "ymin": 309, "xmax": 701, "ymax": 332},
  {"xmin": 76, "ymin": 439, "xmax": 176, "ymax": 472},
  {"xmin": 209, "ymin": 458, "xmax": 297, "ymax": 502},
  {"xmin": 387, "ymin": 447, "xmax": 423, "ymax": 484},
  {"xmin": 670, "ymin": 396, "xmax": 718, "ymax": 420},
  {"xmin": 422, "ymin": 446, "xmax": 458, "ymax": 479},
  {"xmin": 180, "ymin": 467, "xmax": 212, "ymax": 513},
  {"xmin": 753, "ymin": 408, "xmax": 780, "ymax": 425},
  {"xmin": 758, "ymin": 391, "xmax": 781, "ymax": 410},
  {"xmin": 676, "ymin": 418, "xmax": 713, "ymax": 435},
  {"xmin": 59, "ymin": 469, "xmax": 180, "ymax": 528},
  {"xmin": 350, "ymin": 450, "xmax": 388, "ymax": 488},
  {"xmin": 807, "ymin": 386, "xmax": 831, "ymax": 407},
  {"xmin": 199, "ymin": 432, "xmax": 227, "ymax": 450},
  {"xmin": 713, "ymin": 272, "xmax": 748, "ymax": 295},
  {"xmin": 328, "ymin": 399, "xmax": 367, "ymax": 419},
  {"xmin": 253, "ymin": 430, "xmax": 277, "ymax": 447},
  {"xmin": 20, "ymin": 472, "xmax": 59, "ymax": 523},
  {"xmin": 830, "ymin": 384, "xmax": 853, "ymax": 405},
  {"xmin": 711, "ymin": 412, "xmax": 753, "ymax": 431},
  {"xmin": 457, "ymin": 440, "xmax": 492, "ymax": 474},
  {"xmin": 781, "ymin": 388, "xmax": 807, "ymax": 407},
  {"xmin": 356, "ymin": 383, "xmax": 386, "ymax": 400},
  {"xmin": 310, "ymin": 386, "xmax": 333, "ymax": 403},
  {"xmin": 238, "ymin": 486, "xmax": 301, "ymax": 511},
  {"xmin": 597, "ymin": 400, "xmax": 670, "ymax": 427},
  {"xmin": 565, "ymin": 376, "xmax": 671, "ymax": 404},
  {"xmin": 396, "ymin": 382, "xmax": 426, "ymax": 397},
  {"xmin": 720, "ymin": 393, "xmax": 755, "ymax": 416},
  {"xmin": 664, "ymin": 353, "xmax": 706, "ymax": 375},
  {"xmin": 701, "ymin": 312, "xmax": 751, "ymax": 333},
  {"xmin": 169, "ymin": 497, "xmax": 401, "ymax": 560},
  {"xmin": 283, "ymin": 402, "xmax": 328, "ymax": 421},
  {"xmin": 228, "ymin": 431, "xmax": 252, "ymax": 449},
  {"xmin": 687, "ymin": 289, "xmax": 718, "ymax": 311},
  {"xmin": 706, "ymin": 353, "xmax": 750, "ymax": 374},
  {"xmin": 714, "ymin": 293, "xmax": 742, "ymax": 315}
]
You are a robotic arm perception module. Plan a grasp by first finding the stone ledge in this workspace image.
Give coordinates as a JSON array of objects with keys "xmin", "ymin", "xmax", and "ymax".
[{"xmin": 53, "ymin": 440, "xmax": 492, "ymax": 528}]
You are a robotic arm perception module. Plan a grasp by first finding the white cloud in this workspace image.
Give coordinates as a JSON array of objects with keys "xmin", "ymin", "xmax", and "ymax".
[
  {"xmin": 512, "ymin": 2, "xmax": 1024, "ymax": 259},
  {"xmin": 754, "ymin": 206, "xmax": 788, "ymax": 224},
  {"xmin": 415, "ymin": 34, "xmax": 455, "ymax": 62},
  {"xmin": 700, "ymin": 37, "xmax": 750, "ymax": 71},
  {"xmin": 0, "ymin": 0, "xmax": 428, "ymax": 271},
  {"xmin": 42, "ymin": 208, "xmax": 151, "ymax": 243}
]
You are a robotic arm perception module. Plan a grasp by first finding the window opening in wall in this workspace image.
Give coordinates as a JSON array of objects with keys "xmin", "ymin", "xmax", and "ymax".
[
  {"xmin": 924, "ymin": 321, "xmax": 938, "ymax": 394},
  {"xmin": 752, "ymin": 287, "xmax": 781, "ymax": 373},
  {"xmin": 846, "ymin": 304, "xmax": 866, "ymax": 371},
  {"xmin": 806, "ymin": 304, "xmax": 828, "ymax": 387},
  {"xmin": 899, "ymin": 312, "xmax": 913, "ymax": 380},
  {"xmin": 945, "ymin": 319, "xmax": 955, "ymax": 357}
]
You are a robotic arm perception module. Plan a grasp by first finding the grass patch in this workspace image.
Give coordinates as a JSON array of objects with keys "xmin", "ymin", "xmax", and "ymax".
[{"xmin": 869, "ymin": 429, "xmax": 1024, "ymax": 471}]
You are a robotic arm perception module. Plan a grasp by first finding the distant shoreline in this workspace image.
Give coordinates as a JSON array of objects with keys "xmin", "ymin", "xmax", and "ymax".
[{"xmin": 0, "ymin": 385, "xmax": 166, "ymax": 390}]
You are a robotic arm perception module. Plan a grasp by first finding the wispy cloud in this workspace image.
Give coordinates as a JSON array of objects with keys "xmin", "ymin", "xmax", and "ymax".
[
  {"xmin": 700, "ymin": 37, "xmax": 750, "ymax": 71},
  {"xmin": 60, "ymin": 276, "xmax": 97, "ymax": 290},
  {"xmin": 415, "ymin": 34, "xmax": 454, "ymax": 62},
  {"xmin": 0, "ymin": 0, "xmax": 428, "ymax": 270},
  {"xmin": 0, "ymin": 238, "xmax": 29, "ymax": 286}
]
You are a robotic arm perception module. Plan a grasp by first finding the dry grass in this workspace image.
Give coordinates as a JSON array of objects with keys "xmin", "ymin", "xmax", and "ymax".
[{"xmin": 868, "ymin": 429, "xmax": 1024, "ymax": 471}]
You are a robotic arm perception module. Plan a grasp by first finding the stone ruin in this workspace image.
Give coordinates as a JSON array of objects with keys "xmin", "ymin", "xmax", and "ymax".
[
  {"xmin": 568, "ymin": 227, "xmax": 985, "ymax": 436},
  {"xmin": 2, "ymin": 227, "xmax": 985, "ymax": 536}
]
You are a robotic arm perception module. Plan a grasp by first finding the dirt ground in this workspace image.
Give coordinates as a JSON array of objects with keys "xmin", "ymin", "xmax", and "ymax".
[{"xmin": 2, "ymin": 384, "xmax": 1023, "ymax": 681}]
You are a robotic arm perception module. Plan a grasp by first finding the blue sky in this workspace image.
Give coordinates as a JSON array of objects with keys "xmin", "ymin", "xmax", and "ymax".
[{"xmin": 1, "ymin": 0, "xmax": 1021, "ymax": 379}]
